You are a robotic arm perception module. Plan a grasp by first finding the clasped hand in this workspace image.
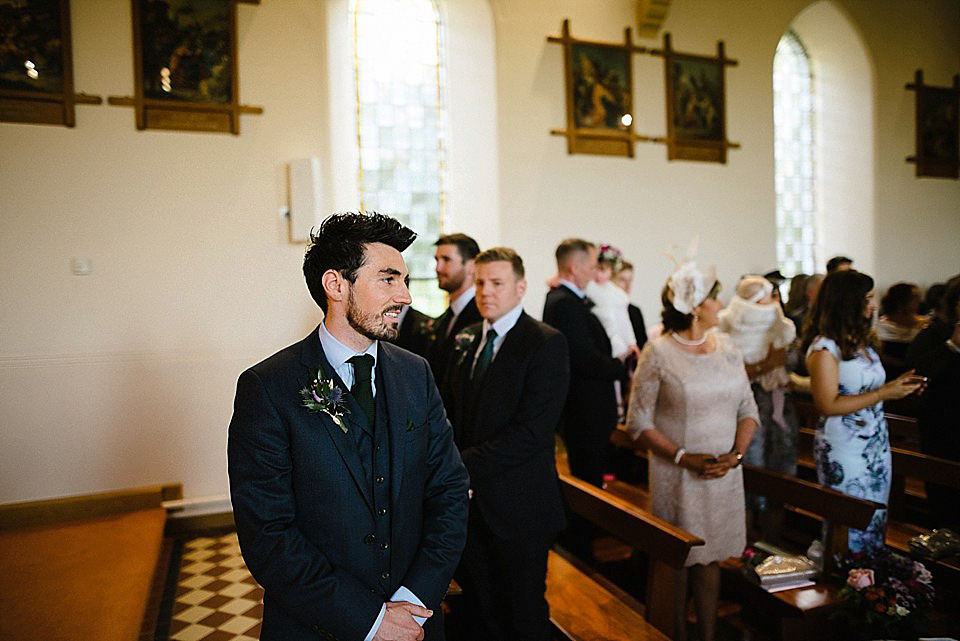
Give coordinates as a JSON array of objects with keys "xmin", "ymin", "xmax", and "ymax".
[
  {"xmin": 682, "ymin": 452, "xmax": 739, "ymax": 479},
  {"xmin": 373, "ymin": 601, "xmax": 432, "ymax": 641}
]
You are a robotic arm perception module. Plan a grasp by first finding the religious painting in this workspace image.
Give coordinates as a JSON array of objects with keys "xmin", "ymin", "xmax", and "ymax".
[
  {"xmin": 0, "ymin": 0, "xmax": 100, "ymax": 126},
  {"xmin": 670, "ymin": 56, "xmax": 723, "ymax": 143},
  {"xmin": 548, "ymin": 19, "xmax": 649, "ymax": 157},
  {"xmin": 655, "ymin": 33, "xmax": 738, "ymax": 163},
  {"xmin": 109, "ymin": 0, "xmax": 262, "ymax": 133},
  {"xmin": 571, "ymin": 42, "xmax": 630, "ymax": 132},
  {"xmin": 906, "ymin": 70, "xmax": 959, "ymax": 179}
]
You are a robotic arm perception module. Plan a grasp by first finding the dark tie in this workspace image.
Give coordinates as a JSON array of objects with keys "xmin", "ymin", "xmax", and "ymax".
[
  {"xmin": 434, "ymin": 307, "xmax": 454, "ymax": 339},
  {"xmin": 348, "ymin": 354, "xmax": 375, "ymax": 429},
  {"xmin": 472, "ymin": 329, "xmax": 498, "ymax": 381}
]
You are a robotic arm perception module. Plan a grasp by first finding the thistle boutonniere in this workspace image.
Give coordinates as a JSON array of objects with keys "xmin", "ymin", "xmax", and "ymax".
[
  {"xmin": 299, "ymin": 368, "xmax": 350, "ymax": 433},
  {"xmin": 453, "ymin": 327, "xmax": 479, "ymax": 365}
]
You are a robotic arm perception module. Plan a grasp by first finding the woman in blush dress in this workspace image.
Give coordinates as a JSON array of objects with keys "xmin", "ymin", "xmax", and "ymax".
[
  {"xmin": 802, "ymin": 270, "xmax": 925, "ymax": 552},
  {"xmin": 627, "ymin": 257, "xmax": 758, "ymax": 641}
]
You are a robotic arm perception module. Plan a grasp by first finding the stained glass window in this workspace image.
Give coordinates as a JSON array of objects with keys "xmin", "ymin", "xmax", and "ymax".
[
  {"xmin": 773, "ymin": 30, "xmax": 816, "ymax": 278},
  {"xmin": 352, "ymin": 0, "xmax": 447, "ymax": 314}
]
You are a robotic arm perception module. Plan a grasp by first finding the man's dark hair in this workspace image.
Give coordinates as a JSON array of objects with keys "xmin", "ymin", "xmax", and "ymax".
[
  {"xmin": 555, "ymin": 238, "xmax": 595, "ymax": 268},
  {"xmin": 826, "ymin": 255, "xmax": 853, "ymax": 273},
  {"xmin": 434, "ymin": 233, "xmax": 480, "ymax": 262},
  {"xmin": 476, "ymin": 247, "xmax": 525, "ymax": 279},
  {"xmin": 303, "ymin": 212, "xmax": 417, "ymax": 312}
]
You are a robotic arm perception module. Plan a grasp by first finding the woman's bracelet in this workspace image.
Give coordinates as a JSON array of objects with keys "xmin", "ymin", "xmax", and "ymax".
[{"xmin": 673, "ymin": 447, "xmax": 687, "ymax": 465}]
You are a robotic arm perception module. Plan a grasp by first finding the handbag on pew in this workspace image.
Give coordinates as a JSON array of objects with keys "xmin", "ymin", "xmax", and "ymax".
[
  {"xmin": 909, "ymin": 528, "xmax": 960, "ymax": 559},
  {"xmin": 742, "ymin": 541, "xmax": 819, "ymax": 588}
]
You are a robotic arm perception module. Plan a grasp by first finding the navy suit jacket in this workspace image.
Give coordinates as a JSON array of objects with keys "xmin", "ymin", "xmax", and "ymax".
[
  {"xmin": 441, "ymin": 312, "xmax": 569, "ymax": 539},
  {"xmin": 228, "ymin": 328, "xmax": 469, "ymax": 641}
]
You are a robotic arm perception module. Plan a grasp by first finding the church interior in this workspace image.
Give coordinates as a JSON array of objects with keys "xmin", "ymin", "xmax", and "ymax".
[{"xmin": 1, "ymin": 1, "xmax": 959, "ymax": 640}]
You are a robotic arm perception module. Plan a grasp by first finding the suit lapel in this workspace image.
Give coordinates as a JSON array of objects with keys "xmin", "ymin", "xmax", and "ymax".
[
  {"xmin": 376, "ymin": 344, "xmax": 410, "ymax": 505},
  {"xmin": 300, "ymin": 328, "xmax": 373, "ymax": 512}
]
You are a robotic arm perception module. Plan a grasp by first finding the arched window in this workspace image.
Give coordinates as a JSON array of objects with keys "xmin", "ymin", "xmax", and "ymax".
[
  {"xmin": 352, "ymin": 0, "xmax": 447, "ymax": 314},
  {"xmin": 773, "ymin": 30, "xmax": 816, "ymax": 278}
]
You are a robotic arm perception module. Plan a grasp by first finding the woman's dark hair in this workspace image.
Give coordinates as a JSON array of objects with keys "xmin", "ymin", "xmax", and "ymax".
[
  {"xmin": 880, "ymin": 282, "xmax": 919, "ymax": 316},
  {"xmin": 783, "ymin": 274, "xmax": 810, "ymax": 317},
  {"xmin": 661, "ymin": 280, "xmax": 721, "ymax": 333},
  {"xmin": 303, "ymin": 212, "xmax": 416, "ymax": 312},
  {"xmin": 801, "ymin": 269, "xmax": 877, "ymax": 360}
]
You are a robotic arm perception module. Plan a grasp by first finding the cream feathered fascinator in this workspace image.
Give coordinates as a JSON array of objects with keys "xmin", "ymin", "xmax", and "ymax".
[{"xmin": 665, "ymin": 237, "xmax": 717, "ymax": 315}]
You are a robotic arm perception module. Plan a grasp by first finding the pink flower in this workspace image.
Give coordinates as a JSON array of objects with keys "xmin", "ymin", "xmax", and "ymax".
[{"xmin": 847, "ymin": 568, "xmax": 875, "ymax": 590}]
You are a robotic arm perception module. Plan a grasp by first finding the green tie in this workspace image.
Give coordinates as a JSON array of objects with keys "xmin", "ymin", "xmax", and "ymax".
[
  {"xmin": 472, "ymin": 329, "xmax": 498, "ymax": 381},
  {"xmin": 348, "ymin": 354, "xmax": 375, "ymax": 428}
]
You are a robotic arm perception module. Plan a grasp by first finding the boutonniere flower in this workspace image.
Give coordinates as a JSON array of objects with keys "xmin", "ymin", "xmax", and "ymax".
[
  {"xmin": 299, "ymin": 368, "xmax": 350, "ymax": 433},
  {"xmin": 453, "ymin": 327, "xmax": 479, "ymax": 365},
  {"xmin": 417, "ymin": 317, "xmax": 437, "ymax": 341}
]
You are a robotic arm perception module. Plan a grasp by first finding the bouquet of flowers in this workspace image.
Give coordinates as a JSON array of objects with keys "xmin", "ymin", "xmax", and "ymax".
[{"xmin": 830, "ymin": 547, "xmax": 935, "ymax": 640}]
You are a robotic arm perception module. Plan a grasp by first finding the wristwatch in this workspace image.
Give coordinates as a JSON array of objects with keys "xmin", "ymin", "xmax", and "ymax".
[{"xmin": 731, "ymin": 450, "xmax": 743, "ymax": 467}]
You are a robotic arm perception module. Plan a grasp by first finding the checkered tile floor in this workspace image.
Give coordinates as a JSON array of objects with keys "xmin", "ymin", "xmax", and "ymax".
[{"xmin": 167, "ymin": 532, "xmax": 263, "ymax": 641}]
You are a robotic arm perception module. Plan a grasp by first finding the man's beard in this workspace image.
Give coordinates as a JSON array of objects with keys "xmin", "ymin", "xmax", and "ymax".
[
  {"xmin": 347, "ymin": 289, "xmax": 401, "ymax": 341},
  {"xmin": 439, "ymin": 270, "xmax": 465, "ymax": 294}
]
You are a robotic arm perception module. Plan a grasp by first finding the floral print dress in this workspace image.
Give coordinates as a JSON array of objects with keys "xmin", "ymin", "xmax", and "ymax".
[{"xmin": 807, "ymin": 336, "xmax": 890, "ymax": 552}]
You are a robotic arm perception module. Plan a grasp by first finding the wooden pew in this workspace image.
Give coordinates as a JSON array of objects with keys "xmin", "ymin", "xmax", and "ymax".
[
  {"xmin": 547, "ymin": 548, "xmax": 670, "ymax": 641},
  {"xmin": 557, "ymin": 471, "xmax": 704, "ymax": 641},
  {"xmin": 0, "ymin": 484, "xmax": 181, "ymax": 641}
]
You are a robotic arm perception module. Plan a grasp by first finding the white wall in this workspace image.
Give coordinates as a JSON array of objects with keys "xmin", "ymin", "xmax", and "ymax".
[{"xmin": 1, "ymin": 0, "xmax": 957, "ymax": 504}]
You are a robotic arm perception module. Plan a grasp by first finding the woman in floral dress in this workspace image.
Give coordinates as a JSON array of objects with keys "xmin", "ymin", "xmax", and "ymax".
[{"xmin": 802, "ymin": 270, "xmax": 924, "ymax": 552}]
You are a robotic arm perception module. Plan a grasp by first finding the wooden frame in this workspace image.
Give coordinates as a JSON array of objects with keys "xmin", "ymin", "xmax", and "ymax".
[
  {"xmin": 0, "ymin": 0, "xmax": 101, "ymax": 126},
  {"xmin": 906, "ymin": 70, "xmax": 959, "ymax": 179},
  {"xmin": 108, "ymin": 0, "xmax": 261, "ymax": 134},
  {"xmin": 652, "ymin": 33, "xmax": 739, "ymax": 163},
  {"xmin": 548, "ymin": 19, "xmax": 650, "ymax": 157}
]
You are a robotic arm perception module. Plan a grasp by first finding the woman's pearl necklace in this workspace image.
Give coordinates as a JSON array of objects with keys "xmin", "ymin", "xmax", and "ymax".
[{"xmin": 670, "ymin": 331, "xmax": 708, "ymax": 347}]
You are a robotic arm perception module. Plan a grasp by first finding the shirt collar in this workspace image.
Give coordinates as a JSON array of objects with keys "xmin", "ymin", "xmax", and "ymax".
[
  {"xmin": 483, "ymin": 303, "xmax": 524, "ymax": 339},
  {"xmin": 449, "ymin": 285, "xmax": 476, "ymax": 315},
  {"xmin": 557, "ymin": 279, "xmax": 586, "ymax": 299},
  {"xmin": 318, "ymin": 322, "xmax": 378, "ymax": 369}
]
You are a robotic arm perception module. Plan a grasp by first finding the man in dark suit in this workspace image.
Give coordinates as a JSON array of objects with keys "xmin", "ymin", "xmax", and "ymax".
[
  {"xmin": 228, "ymin": 213, "xmax": 469, "ymax": 641},
  {"xmin": 391, "ymin": 305, "xmax": 433, "ymax": 357},
  {"xmin": 442, "ymin": 247, "xmax": 569, "ymax": 641},
  {"xmin": 427, "ymin": 234, "xmax": 482, "ymax": 382},
  {"xmin": 542, "ymin": 238, "xmax": 626, "ymax": 488}
]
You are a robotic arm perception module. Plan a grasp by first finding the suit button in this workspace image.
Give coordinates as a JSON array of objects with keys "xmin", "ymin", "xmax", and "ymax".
[
  {"xmin": 375, "ymin": 445, "xmax": 381, "ymax": 452},
  {"xmin": 376, "ymin": 475, "xmax": 385, "ymax": 484},
  {"xmin": 378, "ymin": 507, "xmax": 387, "ymax": 516},
  {"xmin": 364, "ymin": 534, "xmax": 376, "ymax": 545},
  {"xmin": 381, "ymin": 542, "xmax": 389, "ymax": 550},
  {"xmin": 381, "ymin": 571, "xmax": 390, "ymax": 580}
]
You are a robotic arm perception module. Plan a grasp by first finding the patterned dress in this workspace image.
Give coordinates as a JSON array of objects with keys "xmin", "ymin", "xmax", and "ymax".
[
  {"xmin": 627, "ymin": 334, "xmax": 759, "ymax": 566},
  {"xmin": 807, "ymin": 336, "xmax": 890, "ymax": 552}
]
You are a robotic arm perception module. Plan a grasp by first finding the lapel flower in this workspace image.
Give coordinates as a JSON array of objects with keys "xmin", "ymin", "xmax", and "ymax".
[
  {"xmin": 300, "ymin": 368, "xmax": 350, "ymax": 433},
  {"xmin": 416, "ymin": 316, "xmax": 439, "ymax": 344},
  {"xmin": 452, "ymin": 327, "xmax": 479, "ymax": 366}
]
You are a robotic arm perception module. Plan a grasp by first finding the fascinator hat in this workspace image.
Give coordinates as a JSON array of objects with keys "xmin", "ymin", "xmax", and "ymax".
[{"xmin": 665, "ymin": 237, "xmax": 717, "ymax": 315}]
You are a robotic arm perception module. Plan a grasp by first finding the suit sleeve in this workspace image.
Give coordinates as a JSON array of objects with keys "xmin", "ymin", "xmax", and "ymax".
[
  {"xmin": 397, "ymin": 359, "xmax": 470, "ymax": 608},
  {"xmin": 460, "ymin": 332, "xmax": 570, "ymax": 483},
  {"xmin": 546, "ymin": 295, "xmax": 625, "ymax": 380},
  {"xmin": 227, "ymin": 368, "xmax": 383, "ymax": 641}
]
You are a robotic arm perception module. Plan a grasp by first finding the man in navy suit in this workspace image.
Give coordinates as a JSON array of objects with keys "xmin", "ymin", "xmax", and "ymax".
[
  {"xmin": 542, "ymin": 238, "xmax": 625, "ymax": 488},
  {"xmin": 228, "ymin": 213, "xmax": 469, "ymax": 641},
  {"xmin": 442, "ymin": 247, "xmax": 569, "ymax": 641}
]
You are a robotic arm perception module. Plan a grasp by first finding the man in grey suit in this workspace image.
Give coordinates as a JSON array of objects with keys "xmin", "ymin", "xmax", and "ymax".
[{"xmin": 228, "ymin": 213, "xmax": 469, "ymax": 641}]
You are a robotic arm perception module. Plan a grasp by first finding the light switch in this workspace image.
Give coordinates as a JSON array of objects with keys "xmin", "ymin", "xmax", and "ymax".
[{"xmin": 71, "ymin": 257, "xmax": 92, "ymax": 276}]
